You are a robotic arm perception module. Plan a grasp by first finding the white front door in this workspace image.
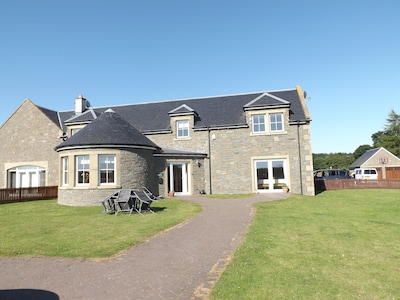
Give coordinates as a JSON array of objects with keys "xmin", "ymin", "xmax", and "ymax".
[
  {"xmin": 254, "ymin": 159, "xmax": 288, "ymax": 192},
  {"xmin": 167, "ymin": 162, "xmax": 190, "ymax": 195}
]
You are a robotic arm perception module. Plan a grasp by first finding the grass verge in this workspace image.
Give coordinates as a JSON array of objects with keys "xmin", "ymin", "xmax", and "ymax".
[
  {"xmin": 210, "ymin": 189, "xmax": 400, "ymax": 299},
  {"xmin": 0, "ymin": 198, "xmax": 201, "ymax": 258}
]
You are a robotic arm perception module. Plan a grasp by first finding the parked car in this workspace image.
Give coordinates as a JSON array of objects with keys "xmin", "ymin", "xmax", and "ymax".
[
  {"xmin": 314, "ymin": 169, "xmax": 352, "ymax": 180},
  {"xmin": 354, "ymin": 168, "xmax": 378, "ymax": 180}
]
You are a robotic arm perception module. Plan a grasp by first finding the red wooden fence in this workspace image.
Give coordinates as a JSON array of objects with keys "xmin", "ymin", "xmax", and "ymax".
[
  {"xmin": 315, "ymin": 179, "xmax": 400, "ymax": 194},
  {"xmin": 0, "ymin": 186, "xmax": 58, "ymax": 204}
]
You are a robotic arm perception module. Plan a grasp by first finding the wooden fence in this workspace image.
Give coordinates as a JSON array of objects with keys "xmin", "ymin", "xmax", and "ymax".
[
  {"xmin": 315, "ymin": 179, "xmax": 400, "ymax": 194},
  {"xmin": 0, "ymin": 186, "xmax": 58, "ymax": 204}
]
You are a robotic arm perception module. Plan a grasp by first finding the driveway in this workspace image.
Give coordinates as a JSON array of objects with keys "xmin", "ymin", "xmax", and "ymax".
[{"xmin": 0, "ymin": 193, "xmax": 289, "ymax": 300}]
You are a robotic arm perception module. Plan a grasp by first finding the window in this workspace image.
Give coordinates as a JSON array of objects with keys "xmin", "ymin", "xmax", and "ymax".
[
  {"xmin": 99, "ymin": 155, "xmax": 115, "ymax": 184},
  {"xmin": 76, "ymin": 155, "xmax": 90, "ymax": 185},
  {"xmin": 252, "ymin": 113, "xmax": 284, "ymax": 133},
  {"xmin": 255, "ymin": 159, "xmax": 287, "ymax": 192},
  {"xmin": 252, "ymin": 115, "xmax": 266, "ymax": 133},
  {"xmin": 176, "ymin": 120, "xmax": 189, "ymax": 138},
  {"xmin": 270, "ymin": 113, "xmax": 283, "ymax": 132},
  {"xmin": 7, "ymin": 166, "xmax": 45, "ymax": 188},
  {"xmin": 62, "ymin": 157, "xmax": 69, "ymax": 186},
  {"xmin": 71, "ymin": 128, "xmax": 81, "ymax": 135}
]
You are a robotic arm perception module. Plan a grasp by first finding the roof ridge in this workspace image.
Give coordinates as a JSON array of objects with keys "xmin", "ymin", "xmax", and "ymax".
[{"xmin": 73, "ymin": 88, "xmax": 297, "ymax": 111}]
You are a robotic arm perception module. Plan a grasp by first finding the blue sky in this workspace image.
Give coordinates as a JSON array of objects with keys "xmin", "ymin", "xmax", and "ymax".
[{"xmin": 1, "ymin": 0, "xmax": 399, "ymax": 153}]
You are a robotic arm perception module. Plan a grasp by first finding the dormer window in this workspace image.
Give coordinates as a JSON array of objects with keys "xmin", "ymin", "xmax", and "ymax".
[
  {"xmin": 251, "ymin": 112, "xmax": 284, "ymax": 134},
  {"xmin": 176, "ymin": 120, "xmax": 189, "ymax": 138}
]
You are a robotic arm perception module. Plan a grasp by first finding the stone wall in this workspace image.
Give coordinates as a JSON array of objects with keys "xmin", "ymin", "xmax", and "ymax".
[
  {"xmin": 58, "ymin": 148, "xmax": 156, "ymax": 206},
  {"xmin": 0, "ymin": 100, "xmax": 61, "ymax": 188},
  {"xmin": 147, "ymin": 110, "xmax": 315, "ymax": 196}
]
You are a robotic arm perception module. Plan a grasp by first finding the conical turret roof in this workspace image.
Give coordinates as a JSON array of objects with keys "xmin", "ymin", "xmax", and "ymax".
[{"xmin": 55, "ymin": 109, "xmax": 159, "ymax": 151}]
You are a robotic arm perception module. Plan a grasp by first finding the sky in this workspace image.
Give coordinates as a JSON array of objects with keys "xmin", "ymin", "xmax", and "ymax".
[{"xmin": 1, "ymin": 0, "xmax": 399, "ymax": 154}]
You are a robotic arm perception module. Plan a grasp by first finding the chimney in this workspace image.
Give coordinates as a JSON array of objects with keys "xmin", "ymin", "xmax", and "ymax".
[{"xmin": 75, "ymin": 95, "xmax": 87, "ymax": 114}]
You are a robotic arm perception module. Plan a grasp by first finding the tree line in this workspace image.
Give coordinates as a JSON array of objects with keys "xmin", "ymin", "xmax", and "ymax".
[{"xmin": 313, "ymin": 109, "xmax": 400, "ymax": 170}]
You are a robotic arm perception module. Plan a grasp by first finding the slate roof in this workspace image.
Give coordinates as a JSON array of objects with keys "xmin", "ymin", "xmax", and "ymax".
[
  {"xmin": 243, "ymin": 92, "xmax": 290, "ymax": 108},
  {"xmin": 64, "ymin": 108, "xmax": 100, "ymax": 124},
  {"xmin": 36, "ymin": 105, "xmax": 60, "ymax": 127},
  {"xmin": 57, "ymin": 87, "xmax": 310, "ymax": 134},
  {"xmin": 55, "ymin": 109, "xmax": 159, "ymax": 151},
  {"xmin": 168, "ymin": 104, "xmax": 197, "ymax": 116},
  {"xmin": 349, "ymin": 148, "xmax": 381, "ymax": 169},
  {"xmin": 349, "ymin": 147, "xmax": 400, "ymax": 169},
  {"xmin": 155, "ymin": 148, "xmax": 207, "ymax": 157}
]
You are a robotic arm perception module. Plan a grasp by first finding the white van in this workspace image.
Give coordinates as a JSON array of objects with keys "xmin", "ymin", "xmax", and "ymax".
[{"xmin": 354, "ymin": 168, "xmax": 378, "ymax": 180}]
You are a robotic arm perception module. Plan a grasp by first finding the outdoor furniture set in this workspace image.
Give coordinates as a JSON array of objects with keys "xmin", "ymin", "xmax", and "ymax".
[{"xmin": 100, "ymin": 187, "xmax": 163, "ymax": 215}]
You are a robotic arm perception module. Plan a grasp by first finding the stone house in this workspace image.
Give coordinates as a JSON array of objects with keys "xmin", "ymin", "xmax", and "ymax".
[
  {"xmin": 0, "ymin": 86, "xmax": 314, "ymax": 205},
  {"xmin": 349, "ymin": 147, "xmax": 400, "ymax": 179}
]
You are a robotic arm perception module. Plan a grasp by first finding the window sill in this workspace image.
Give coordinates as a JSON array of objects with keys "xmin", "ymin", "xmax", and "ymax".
[
  {"xmin": 250, "ymin": 131, "xmax": 287, "ymax": 136},
  {"xmin": 98, "ymin": 184, "xmax": 120, "ymax": 189}
]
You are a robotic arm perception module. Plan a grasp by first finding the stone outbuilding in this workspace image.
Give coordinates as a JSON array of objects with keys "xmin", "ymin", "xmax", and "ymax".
[{"xmin": 349, "ymin": 147, "xmax": 400, "ymax": 179}]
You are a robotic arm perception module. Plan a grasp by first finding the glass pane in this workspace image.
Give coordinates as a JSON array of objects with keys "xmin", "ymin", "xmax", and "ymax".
[
  {"xmin": 173, "ymin": 165, "xmax": 183, "ymax": 192},
  {"xmin": 253, "ymin": 115, "xmax": 265, "ymax": 132},
  {"xmin": 39, "ymin": 170, "xmax": 46, "ymax": 186},
  {"xmin": 270, "ymin": 113, "xmax": 283, "ymax": 131},
  {"xmin": 77, "ymin": 156, "xmax": 89, "ymax": 169},
  {"xmin": 100, "ymin": 171, "xmax": 106, "ymax": 183},
  {"xmin": 272, "ymin": 161, "xmax": 284, "ymax": 179},
  {"xmin": 256, "ymin": 161, "xmax": 269, "ymax": 190}
]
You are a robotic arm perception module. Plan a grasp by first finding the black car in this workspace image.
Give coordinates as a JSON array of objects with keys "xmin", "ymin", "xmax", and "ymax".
[{"xmin": 313, "ymin": 169, "xmax": 352, "ymax": 180}]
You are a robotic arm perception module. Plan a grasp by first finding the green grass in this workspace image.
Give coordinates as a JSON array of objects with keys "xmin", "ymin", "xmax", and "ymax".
[
  {"xmin": 211, "ymin": 189, "xmax": 400, "ymax": 299},
  {"xmin": 0, "ymin": 199, "xmax": 201, "ymax": 258}
]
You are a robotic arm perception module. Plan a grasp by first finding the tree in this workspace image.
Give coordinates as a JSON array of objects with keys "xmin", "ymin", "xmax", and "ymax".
[
  {"xmin": 313, "ymin": 153, "xmax": 354, "ymax": 170},
  {"xmin": 371, "ymin": 109, "xmax": 400, "ymax": 157},
  {"xmin": 384, "ymin": 109, "xmax": 400, "ymax": 136}
]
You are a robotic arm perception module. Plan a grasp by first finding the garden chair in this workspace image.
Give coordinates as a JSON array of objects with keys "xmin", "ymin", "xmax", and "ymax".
[
  {"xmin": 115, "ymin": 189, "xmax": 135, "ymax": 215},
  {"xmin": 100, "ymin": 191, "xmax": 118, "ymax": 214},
  {"xmin": 133, "ymin": 190, "xmax": 155, "ymax": 214},
  {"xmin": 143, "ymin": 186, "xmax": 163, "ymax": 201}
]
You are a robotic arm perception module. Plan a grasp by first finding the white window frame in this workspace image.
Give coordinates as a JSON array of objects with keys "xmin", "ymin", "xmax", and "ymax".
[
  {"xmin": 167, "ymin": 162, "xmax": 190, "ymax": 195},
  {"xmin": 76, "ymin": 155, "xmax": 90, "ymax": 185},
  {"xmin": 252, "ymin": 114, "xmax": 266, "ymax": 133},
  {"xmin": 254, "ymin": 158, "xmax": 288, "ymax": 192},
  {"xmin": 7, "ymin": 166, "xmax": 45, "ymax": 188},
  {"xmin": 71, "ymin": 128, "xmax": 80, "ymax": 136},
  {"xmin": 99, "ymin": 155, "xmax": 116, "ymax": 185},
  {"xmin": 62, "ymin": 157, "xmax": 69, "ymax": 186},
  {"xmin": 269, "ymin": 113, "xmax": 284, "ymax": 132},
  {"xmin": 176, "ymin": 120, "xmax": 190, "ymax": 138},
  {"xmin": 251, "ymin": 112, "xmax": 284, "ymax": 134}
]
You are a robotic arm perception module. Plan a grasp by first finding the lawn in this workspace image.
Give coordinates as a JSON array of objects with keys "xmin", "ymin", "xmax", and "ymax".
[
  {"xmin": 0, "ymin": 198, "xmax": 201, "ymax": 258},
  {"xmin": 210, "ymin": 189, "xmax": 400, "ymax": 299}
]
